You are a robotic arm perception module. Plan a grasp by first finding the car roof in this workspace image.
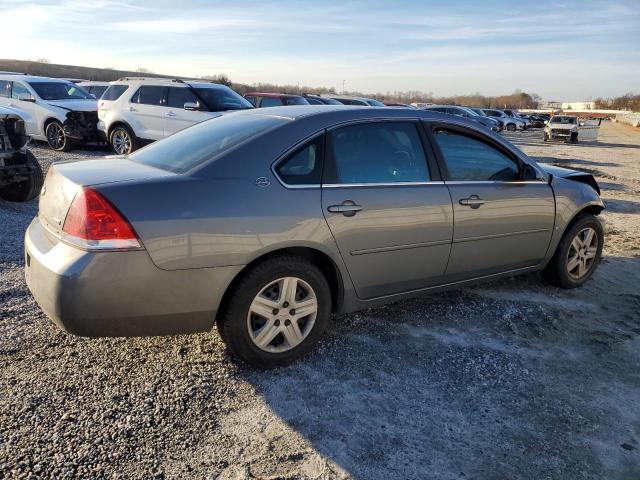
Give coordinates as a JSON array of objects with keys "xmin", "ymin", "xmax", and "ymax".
[
  {"xmin": 0, "ymin": 74, "xmax": 73, "ymax": 83},
  {"xmin": 113, "ymin": 77, "xmax": 229, "ymax": 88}
]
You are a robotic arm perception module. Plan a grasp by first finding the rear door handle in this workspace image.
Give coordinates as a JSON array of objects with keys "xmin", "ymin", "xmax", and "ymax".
[
  {"xmin": 165, "ymin": 111, "xmax": 177, "ymax": 117},
  {"xmin": 327, "ymin": 201, "xmax": 362, "ymax": 217},
  {"xmin": 128, "ymin": 106, "xmax": 137, "ymax": 112},
  {"xmin": 459, "ymin": 195, "xmax": 485, "ymax": 209}
]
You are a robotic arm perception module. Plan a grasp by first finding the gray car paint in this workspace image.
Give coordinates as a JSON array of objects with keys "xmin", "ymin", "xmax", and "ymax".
[{"xmin": 25, "ymin": 106, "xmax": 604, "ymax": 336}]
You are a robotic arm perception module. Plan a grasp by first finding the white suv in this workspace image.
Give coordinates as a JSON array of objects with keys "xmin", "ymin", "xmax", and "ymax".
[
  {"xmin": 0, "ymin": 73, "xmax": 98, "ymax": 151},
  {"xmin": 98, "ymin": 78, "xmax": 253, "ymax": 154}
]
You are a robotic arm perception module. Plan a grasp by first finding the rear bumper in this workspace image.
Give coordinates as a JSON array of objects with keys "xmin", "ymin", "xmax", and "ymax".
[{"xmin": 24, "ymin": 217, "xmax": 243, "ymax": 337}]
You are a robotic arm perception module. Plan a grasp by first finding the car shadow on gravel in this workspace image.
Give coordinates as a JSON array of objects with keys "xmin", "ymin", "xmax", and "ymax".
[
  {"xmin": 604, "ymin": 198, "xmax": 640, "ymax": 214},
  {"xmin": 239, "ymin": 262, "xmax": 640, "ymax": 479}
]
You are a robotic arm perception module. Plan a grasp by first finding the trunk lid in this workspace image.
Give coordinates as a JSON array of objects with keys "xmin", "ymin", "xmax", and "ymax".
[{"xmin": 39, "ymin": 157, "xmax": 174, "ymax": 238}]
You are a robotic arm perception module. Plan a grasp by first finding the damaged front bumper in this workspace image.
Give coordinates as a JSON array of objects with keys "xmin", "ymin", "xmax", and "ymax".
[{"xmin": 63, "ymin": 111, "xmax": 100, "ymax": 142}]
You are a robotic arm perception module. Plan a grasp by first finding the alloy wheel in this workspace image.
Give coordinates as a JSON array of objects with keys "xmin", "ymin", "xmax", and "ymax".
[
  {"xmin": 247, "ymin": 276, "xmax": 318, "ymax": 353},
  {"xmin": 47, "ymin": 123, "xmax": 65, "ymax": 149},
  {"xmin": 566, "ymin": 227, "xmax": 598, "ymax": 279},
  {"xmin": 112, "ymin": 129, "xmax": 132, "ymax": 154}
]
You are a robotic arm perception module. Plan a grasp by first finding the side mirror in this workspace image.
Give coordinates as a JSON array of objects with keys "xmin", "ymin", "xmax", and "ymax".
[
  {"xmin": 184, "ymin": 102, "xmax": 200, "ymax": 111},
  {"xmin": 17, "ymin": 93, "xmax": 36, "ymax": 103},
  {"xmin": 579, "ymin": 122, "xmax": 585, "ymax": 126}
]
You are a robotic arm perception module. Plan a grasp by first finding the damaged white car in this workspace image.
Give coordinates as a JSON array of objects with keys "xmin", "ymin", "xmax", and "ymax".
[
  {"xmin": 0, "ymin": 107, "xmax": 43, "ymax": 202},
  {"xmin": 544, "ymin": 115, "xmax": 600, "ymax": 143},
  {"xmin": 0, "ymin": 74, "xmax": 98, "ymax": 151}
]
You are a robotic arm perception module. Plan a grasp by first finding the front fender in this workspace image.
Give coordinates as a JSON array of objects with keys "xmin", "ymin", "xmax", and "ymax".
[{"xmin": 542, "ymin": 175, "xmax": 604, "ymax": 265}]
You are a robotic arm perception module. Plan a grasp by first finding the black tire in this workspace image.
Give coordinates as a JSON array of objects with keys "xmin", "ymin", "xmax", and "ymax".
[
  {"xmin": 0, "ymin": 150, "xmax": 44, "ymax": 203},
  {"xmin": 570, "ymin": 132, "xmax": 578, "ymax": 144},
  {"xmin": 45, "ymin": 120, "xmax": 72, "ymax": 152},
  {"xmin": 543, "ymin": 133, "xmax": 548, "ymax": 142},
  {"xmin": 506, "ymin": 123, "xmax": 516, "ymax": 132},
  {"xmin": 219, "ymin": 255, "xmax": 332, "ymax": 368},
  {"xmin": 542, "ymin": 213, "xmax": 604, "ymax": 288},
  {"xmin": 109, "ymin": 125, "xmax": 137, "ymax": 155}
]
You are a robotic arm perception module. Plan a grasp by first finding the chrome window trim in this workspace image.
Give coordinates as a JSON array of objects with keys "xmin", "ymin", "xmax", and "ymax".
[
  {"xmin": 323, "ymin": 181, "xmax": 445, "ymax": 188},
  {"xmin": 444, "ymin": 180, "xmax": 547, "ymax": 185}
]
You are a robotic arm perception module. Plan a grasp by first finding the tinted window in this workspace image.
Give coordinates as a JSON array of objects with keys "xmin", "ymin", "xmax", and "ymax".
[
  {"xmin": 433, "ymin": 129, "xmax": 519, "ymax": 181},
  {"xmin": 167, "ymin": 87, "xmax": 199, "ymax": 108},
  {"xmin": 260, "ymin": 97, "xmax": 284, "ymax": 107},
  {"xmin": 0, "ymin": 81, "xmax": 10, "ymax": 98},
  {"xmin": 130, "ymin": 114, "xmax": 286, "ymax": 173},
  {"xmin": 132, "ymin": 86, "xmax": 165, "ymax": 106},
  {"xmin": 284, "ymin": 96, "xmax": 309, "ymax": 106},
  {"xmin": 334, "ymin": 98, "xmax": 367, "ymax": 106},
  {"xmin": 192, "ymin": 86, "xmax": 252, "ymax": 111},
  {"xmin": 276, "ymin": 136, "xmax": 324, "ymax": 185},
  {"xmin": 304, "ymin": 96, "xmax": 323, "ymax": 105},
  {"xmin": 327, "ymin": 122, "xmax": 429, "ymax": 184},
  {"xmin": 365, "ymin": 99, "xmax": 385, "ymax": 107},
  {"xmin": 244, "ymin": 95, "xmax": 257, "ymax": 106},
  {"xmin": 102, "ymin": 84, "xmax": 128, "ymax": 101},
  {"xmin": 11, "ymin": 82, "xmax": 29, "ymax": 99},
  {"xmin": 89, "ymin": 85, "xmax": 108, "ymax": 98},
  {"xmin": 28, "ymin": 82, "xmax": 92, "ymax": 100}
]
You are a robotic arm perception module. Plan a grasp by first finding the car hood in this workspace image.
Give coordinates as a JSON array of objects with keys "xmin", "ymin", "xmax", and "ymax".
[
  {"xmin": 46, "ymin": 99, "xmax": 98, "ymax": 112},
  {"xmin": 537, "ymin": 163, "xmax": 600, "ymax": 194}
]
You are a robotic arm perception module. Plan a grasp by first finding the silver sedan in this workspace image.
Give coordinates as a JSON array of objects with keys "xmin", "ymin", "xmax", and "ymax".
[{"xmin": 25, "ymin": 106, "xmax": 604, "ymax": 366}]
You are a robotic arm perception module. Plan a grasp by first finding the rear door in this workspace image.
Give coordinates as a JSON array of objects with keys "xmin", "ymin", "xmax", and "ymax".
[
  {"xmin": 164, "ymin": 87, "xmax": 212, "ymax": 136},
  {"xmin": 129, "ymin": 86, "xmax": 167, "ymax": 140},
  {"xmin": 427, "ymin": 123, "xmax": 555, "ymax": 281},
  {"xmin": 321, "ymin": 120, "xmax": 453, "ymax": 299}
]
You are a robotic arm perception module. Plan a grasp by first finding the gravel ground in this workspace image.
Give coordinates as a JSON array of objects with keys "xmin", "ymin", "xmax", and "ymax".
[{"xmin": 1, "ymin": 123, "xmax": 640, "ymax": 479}]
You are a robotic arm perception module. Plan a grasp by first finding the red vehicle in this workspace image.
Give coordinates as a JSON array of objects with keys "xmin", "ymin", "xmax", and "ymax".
[{"xmin": 243, "ymin": 92, "xmax": 309, "ymax": 108}]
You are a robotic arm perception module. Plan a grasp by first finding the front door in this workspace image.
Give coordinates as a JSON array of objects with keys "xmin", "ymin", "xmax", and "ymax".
[
  {"xmin": 428, "ymin": 124, "xmax": 555, "ymax": 281},
  {"xmin": 164, "ymin": 87, "xmax": 214, "ymax": 136},
  {"xmin": 321, "ymin": 121, "xmax": 453, "ymax": 299}
]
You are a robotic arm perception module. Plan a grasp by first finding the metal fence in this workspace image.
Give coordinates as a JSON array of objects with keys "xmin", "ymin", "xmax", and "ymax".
[{"xmin": 615, "ymin": 113, "xmax": 640, "ymax": 127}]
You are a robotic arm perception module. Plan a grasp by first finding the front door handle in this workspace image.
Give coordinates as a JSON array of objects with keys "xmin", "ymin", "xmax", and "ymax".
[
  {"xmin": 459, "ymin": 195, "xmax": 485, "ymax": 209},
  {"xmin": 327, "ymin": 201, "xmax": 363, "ymax": 217}
]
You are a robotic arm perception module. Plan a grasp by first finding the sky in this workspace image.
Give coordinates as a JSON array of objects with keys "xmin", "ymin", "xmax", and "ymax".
[{"xmin": 1, "ymin": 0, "xmax": 639, "ymax": 100}]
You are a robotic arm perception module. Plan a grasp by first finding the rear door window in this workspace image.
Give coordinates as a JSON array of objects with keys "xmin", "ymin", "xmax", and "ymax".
[
  {"xmin": 325, "ymin": 122, "xmax": 430, "ymax": 184},
  {"xmin": 276, "ymin": 136, "xmax": 324, "ymax": 185},
  {"xmin": 132, "ymin": 86, "xmax": 165, "ymax": 106},
  {"xmin": 0, "ymin": 81, "xmax": 10, "ymax": 97},
  {"xmin": 10, "ymin": 82, "xmax": 29, "ymax": 99}
]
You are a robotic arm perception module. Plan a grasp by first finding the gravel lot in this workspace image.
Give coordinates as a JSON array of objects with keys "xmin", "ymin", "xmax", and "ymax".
[{"xmin": 1, "ymin": 122, "xmax": 639, "ymax": 479}]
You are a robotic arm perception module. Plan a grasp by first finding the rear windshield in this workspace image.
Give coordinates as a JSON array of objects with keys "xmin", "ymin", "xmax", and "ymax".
[
  {"xmin": 129, "ymin": 113, "xmax": 287, "ymax": 173},
  {"xmin": 102, "ymin": 84, "xmax": 129, "ymax": 101},
  {"xmin": 28, "ymin": 82, "xmax": 92, "ymax": 100}
]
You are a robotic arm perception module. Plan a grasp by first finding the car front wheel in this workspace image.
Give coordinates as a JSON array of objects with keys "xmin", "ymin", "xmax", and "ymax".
[
  {"xmin": 542, "ymin": 213, "xmax": 603, "ymax": 288},
  {"xmin": 218, "ymin": 256, "xmax": 332, "ymax": 367},
  {"xmin": 46, "ymin": 120, "xmax": 72, "ymax": 151}
]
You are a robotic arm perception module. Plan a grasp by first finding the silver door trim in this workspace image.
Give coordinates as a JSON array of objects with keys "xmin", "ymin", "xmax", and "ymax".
[
  {"xmin": 351, "ymin": 239, "xmax": 451, "ymax": 256},
  {"xmin": 445, "ymin": 180, "xmax": 547, "ymax": 185},
  {"xmin": 453, "ymin": 228, "xmax": 553, "ymax": 243},
  {"xmin": 323, "ymin": 181, "xmax": 446, "ymax": 188}
]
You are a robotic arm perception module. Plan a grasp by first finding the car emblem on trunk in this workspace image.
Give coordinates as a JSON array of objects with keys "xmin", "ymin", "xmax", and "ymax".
[{"xmin": 255, "ymin": 177, "xmax": 270, "ymax": 187}]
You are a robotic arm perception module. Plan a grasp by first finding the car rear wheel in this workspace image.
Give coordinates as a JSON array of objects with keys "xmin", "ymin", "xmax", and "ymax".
[
  {"xmin": 542, "ymin": 213, "xmax": 603, "ymax": 288},
  {"xmin": 110, "ymin": 125, "xmax": 137, "ymax": 155},
  {"xmin": 0, "ymin": 151, "xmax": 44, "ymax": 203},
  {"xmin": 218, "ymin": 255, "xmax": 331, "ymax": 367},
  {"xmin": 45, "ymin": 120, "xmax": 72, "ymax": 152}
]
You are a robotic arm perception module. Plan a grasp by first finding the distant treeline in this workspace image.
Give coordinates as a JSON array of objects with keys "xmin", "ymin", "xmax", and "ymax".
[
  {"xmin": 1, "ymin": 58, "xmax": 543, "ymax": 109},
  {"xmin": 593, "ymin": 93, "xmax": 640, "ymax": 112}
]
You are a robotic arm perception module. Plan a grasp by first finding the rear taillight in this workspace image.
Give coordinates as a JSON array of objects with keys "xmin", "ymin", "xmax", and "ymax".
[{"xmin": 62, "ymin": 188, "xmax": 141, "ymax": 250}]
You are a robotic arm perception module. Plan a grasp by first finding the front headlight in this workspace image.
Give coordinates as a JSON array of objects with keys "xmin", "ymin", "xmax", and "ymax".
[{"xmin": 571, "ymin": 126, "xmax": 578, "ymax": 132}]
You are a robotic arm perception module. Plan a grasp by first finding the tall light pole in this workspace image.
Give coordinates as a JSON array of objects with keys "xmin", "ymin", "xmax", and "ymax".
[{"xmin": 342, "ymin": 80, "xmax": 345, "ymax": 94}]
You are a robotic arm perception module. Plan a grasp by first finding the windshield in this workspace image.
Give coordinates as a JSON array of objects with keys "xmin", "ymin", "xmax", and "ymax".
[
  {"xmin": 551, "ymin": 116, "xmax": 577, "ymax": 124},
  {"xmin": 28, "ymin": 82, "xmax": 92, "ymax": 100},
  {"xmin": 365, "ymin": 99, "xmax": 386, "ymax": 107},
  {"xmin": 192, "ymin": 86, "xmax": 253, "ymax": 112},
  {"xmin": 130, "ymin": 113, "xmax": 287, "ymax": 173}
]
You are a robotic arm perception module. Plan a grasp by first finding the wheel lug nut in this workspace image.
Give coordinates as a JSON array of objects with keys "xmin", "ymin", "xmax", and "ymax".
[
  {"xmin": 285, "ymin": 319, "xmax": 291, "ymax": 326},
  {"xmin": 283, "ymin": 302, "xmax": 289, "ymax": 308},
  {"xmin": 290, "ymin": 309, "xmax": 295, "ymax": 315},
  {"xmin": 272, "ymin": 308, "xmax": 279, "ymax": 315},
  {"xmin": 274, "ymin": 320, "xmax": 280, "ymax": 326}
]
